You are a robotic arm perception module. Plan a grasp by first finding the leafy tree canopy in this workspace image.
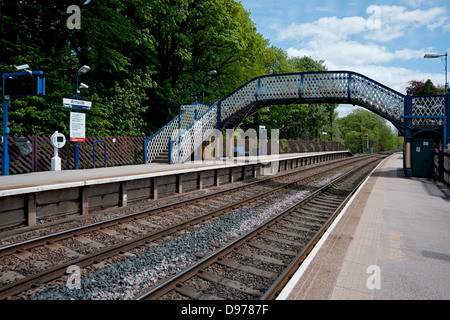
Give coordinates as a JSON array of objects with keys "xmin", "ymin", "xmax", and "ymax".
[{"xmin": 0, "ymin": 0, "xmax": 402, "ymax": 153}]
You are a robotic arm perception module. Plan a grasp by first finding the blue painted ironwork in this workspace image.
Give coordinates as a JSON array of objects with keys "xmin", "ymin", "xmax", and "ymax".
[
  {"xmin": 93, "ymin": 140, "xmax": 107, "ymax": 168},
  {"xmin": 218, "ymin": 71, "xmax": 407, "ymax": 132},
  {"xmin": 143, "ymin": 102, "xmax": 211, "ymax": 163},
  {"xmin": 145, "ymin": 71, "xmax": 449, "ymax": 165},
  {"xmin": 169, "ymin": 101, "xmax": 218, "ymax": 164},
  {"xmin": 401, "ymin": 116, "xmax": 447, "ymax": 149},
  {"xmin": 168, "ymin": 137, "xmax": 173, "ymax": 164},
  {"xmin": 2, "ymin": 70, "xmax": 45, "ymax": 175}
]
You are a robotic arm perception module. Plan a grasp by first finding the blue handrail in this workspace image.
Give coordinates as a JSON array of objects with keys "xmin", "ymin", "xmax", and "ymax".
[{"xmin": 93, "ymin": 140, "xmax": 107, "ymax": 168}]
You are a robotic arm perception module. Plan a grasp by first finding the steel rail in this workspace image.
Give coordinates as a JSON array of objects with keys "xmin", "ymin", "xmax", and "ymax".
[
  {"xmin": 135, "ymin": 155, "xmax": 386, "ymax": 300},
  {"xmin": 0, "ymin": 155, "xmax": 363, "ymax": 299},
  {"xmin": 0, "ymin": 154, "xmax": 359, "ymax": 255},
  {"xmin": 260, "ymin": 158, "xmax": 379, "ymax": 299}
]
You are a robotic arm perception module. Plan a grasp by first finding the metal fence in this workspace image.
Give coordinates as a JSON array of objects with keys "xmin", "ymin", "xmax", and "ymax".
[
  {"xmin": 1, "ymin": 135, "xmax": 345, "ymax": 175},
  {"xmin": 208, "ymin": 139, "xmax": 345, "ymax": 157},
  {"xmin": 0, "ymin": 135, "xmax": 144, "ymax": 175},
  {"xmin": 434, "ymin": 148, "xmax": 450, "ymax": 187}
]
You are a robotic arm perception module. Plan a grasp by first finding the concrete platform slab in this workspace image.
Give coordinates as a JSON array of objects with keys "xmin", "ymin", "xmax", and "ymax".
[
  {"xmin": 0, "ymin": 152, "xmax": 343, "ymax": 196},
  {"xmin": 279, "ymin": 153, "xmax": 450, "ymax": 300}
]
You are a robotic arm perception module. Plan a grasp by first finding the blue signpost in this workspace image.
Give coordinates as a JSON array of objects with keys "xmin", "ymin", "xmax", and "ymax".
[
  {"xmin": 2, "ymin": 69, "xmax": 45, "ymax": 175},
  {"xmin": 64, "ymin": 65, "xmax": 91, "ymax": 169}
]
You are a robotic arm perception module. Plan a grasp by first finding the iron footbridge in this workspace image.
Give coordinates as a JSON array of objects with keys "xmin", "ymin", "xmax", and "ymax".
[{"xmin": 144, "ymin": 71, "xmax": 449, "ymax": 167}]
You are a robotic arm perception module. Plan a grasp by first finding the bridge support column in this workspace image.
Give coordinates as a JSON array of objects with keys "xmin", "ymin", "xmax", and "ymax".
[
  {"xmin": 446, "ymin": 92, "xmax": 450, "ymax": 149},
  {"xmin": 404, "ymin": 138, "xmax": 412, "ymax": 177},
  {"xmin": 404, "ymin": 91, "xmax": 413, "ymax": 177}
]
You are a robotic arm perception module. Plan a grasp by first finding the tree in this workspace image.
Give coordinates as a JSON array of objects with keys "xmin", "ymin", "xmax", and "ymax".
[
  {"xmin": 406, "ymin": 80, "xmax": 425, "ymax": 95},
  {"xmin": 0, "ymin": 0, "xmax": 338, "ymax": 142},
  {"xmin": 406, "ymin": 79, "xmax": 445, "ymax": 96},
  {"xmin": 337, "ymin": 108, "xmax": 403, "ymax": 154},
  {"xmin": 0, "ymin": 0, "xmax": 155, "ymax": 136},
  {"xmin": 140, "ymin": 0, "xmax": 271, "ymax": 132},
  {"xmin": 239, "ymin": 56, "xmax": 337, "ymax": 141}
]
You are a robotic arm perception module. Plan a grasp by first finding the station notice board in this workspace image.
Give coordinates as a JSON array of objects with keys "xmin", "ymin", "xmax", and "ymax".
[{"xmin": 70, "ymin": 112, "xmax": 86, "ymax": 142}]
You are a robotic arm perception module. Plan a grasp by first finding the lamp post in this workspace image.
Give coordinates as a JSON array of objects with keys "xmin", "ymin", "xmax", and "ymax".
[
  {"xmin": 366, "ymin": 133, "xmax": 370, "ymax": 153},
  {"xmin": 322, "ymin": 126, "xmax": 327, "ymax": 151},
  {"xmin": 424, "ymin": 53, "xmax": 448, "ymax": 93},
  {"xmin": 2, "ymin": 91, "xmax": 9, "ymax": 176},
  {"xmin": 202, "ymin": 70, "xmax": 217, "ymax": 104},
  {"xmin": 74, "ymin": 65, "xmax": 90, "ymax": 169}
]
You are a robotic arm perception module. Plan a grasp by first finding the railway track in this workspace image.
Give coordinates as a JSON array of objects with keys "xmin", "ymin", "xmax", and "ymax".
[
  {"xmin": 136, "ymin": 154, "xmax": 385, "ymax": 300},
  {"xmin": 0, "ymin": 154, "xmax": 387, "ymax": 299}
]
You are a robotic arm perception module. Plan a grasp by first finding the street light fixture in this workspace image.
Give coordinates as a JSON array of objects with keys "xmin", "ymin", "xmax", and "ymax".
[
  {"xmin": 77, "ymin": 65, "xmax": 91, "ymax": 76},
  {"xmin": 76, "ymin": 65, "xmax": 90, "ymax": 97},
  {"xmin": 424, "ymin": 52, "xmax": 448, "ymax": 93},
  {"xmin": 202, "ymin": 70, "xmax": 217, "ymax": 104}
]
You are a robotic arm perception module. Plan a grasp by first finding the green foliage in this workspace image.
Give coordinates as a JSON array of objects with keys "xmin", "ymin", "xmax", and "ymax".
[
  {"xmin": 0, "ymin": 0, "xmax": 155, "ymax": 137},
  {"xmin": 239, "ymin": 56, "xmax": 337, "ymax": 141},
  {"xmin": 337, "ymin": 109, "xmax": 403, "ymax": 154},
  {"xmin": 0, "ymin": 0, "xmax": 344, "ymax": 146},
  {"xmin": 415, "ymin": 79, "xmax": 446, "ymax": 95}
]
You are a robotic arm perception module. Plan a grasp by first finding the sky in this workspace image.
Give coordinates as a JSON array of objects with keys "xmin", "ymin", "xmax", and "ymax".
[{"xmin": 239, "ymin": 0, "xmax": 450, "ymax": 117}]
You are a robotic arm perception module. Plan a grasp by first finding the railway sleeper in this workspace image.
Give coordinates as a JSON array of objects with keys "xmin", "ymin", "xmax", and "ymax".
[
  {"xmin": 266, "ymin": 228, "xmax": 311, "ymax": 241},
  {"xmin": 291, "ymin": 210, "xmax": 329, "ymax": 221},
  {"xmin": 291, "ymin": 213, "xmax": 327, "ymax": 223},
  {"xmin": 175, "ymin": 284, "xmax": 224, "ymax": 300},
  {"xmin": 257, "ymin": 233, "xmax": 302, "ymax": 248},
  {"xmin": 280, "ymin": 216, "xmax": 323, "ymax": 229},
  {"xmin": 247, "ymin": 240, "xmax": 297, "ymax": 257},
  {"xmin": 293, "ymin": 206, "xmax": 333, "ymax": 217},
  {"xmin": 197, "ymin": 270, "xmax": 262, "ymax": 296},
  {"xmin": 278, "ymin": 219, "xmax": 319, "ymax": 234},
  {"xmin": 235, "ymin": 248, "xmax": 287, "ymax": 266},
  {"xmin": 317, "ymin": 194, "xmax": 344, "ymax": 202},
  {"xmin": 308, "ymin": 199, "xmax": 342, "ymax": 207},
  {"xmin": 304, "ymin": 202, "xmax": 338, "ymax": 211},
  {"xmin": 216, "ymin": 258, "xmax": 278, "ymax": 279},
  {"xmin": 290, "ymin": 219, "xmax": 322, "ymax": 229}
]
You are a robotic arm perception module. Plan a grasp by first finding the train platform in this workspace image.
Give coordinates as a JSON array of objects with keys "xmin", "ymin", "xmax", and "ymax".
[
  {"xmin": 0, "ymin": 151, "xmax": 345, "ymax": 196},
  {"xmin": 278, "ymin": 152, "xmax": 450, "ymax": 300},
  {"xmin": 0, "ymin": 151, "xmax": 350, "ymax": 229}
]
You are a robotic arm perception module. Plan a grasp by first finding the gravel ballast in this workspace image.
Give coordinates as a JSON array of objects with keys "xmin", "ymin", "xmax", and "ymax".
[{"xmin": 32, "ymin": 176, "xmax": 335, "ymax": 300}]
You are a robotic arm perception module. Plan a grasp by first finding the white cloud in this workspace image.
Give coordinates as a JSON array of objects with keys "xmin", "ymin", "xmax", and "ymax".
[
  {"xmin": 278, "ymin": 4, "xmax": 448, "ymax": 93},
  {"xmin": 277, "ymin": 5, "xmax": 448, "ymax": 44},
  {"xmin": 404, "ymin": 0, "xmax": 426, "ymax": 8},
  {"xmin": 365, "ymin": 6, "xmax": 448, "ymax": 42},
  {"xmin": 277, "ymin": 16, "xmax": 367, "ymax": 43},
  {"xmin": 323, "ymin": 61, "xmax": 443, "ymax": 93},
  {"xmin": 287, "ymin": 43, "xmax": 426, "ymax": 68}
]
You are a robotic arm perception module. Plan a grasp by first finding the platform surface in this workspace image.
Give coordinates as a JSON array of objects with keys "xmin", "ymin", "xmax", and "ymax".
[
  {"xmin": 279, "ymin": 152, "xmax": 450, "ymax": 300},
  {"xmin": 0, "ymin": 151, "xmax": 344, "ymax": 196}
]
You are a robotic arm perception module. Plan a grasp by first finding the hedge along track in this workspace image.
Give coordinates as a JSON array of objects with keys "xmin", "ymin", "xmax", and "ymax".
[
  {"xmin": 136, "ymin": 154, "xmax": 386, "ymax": 300},
  {"xmin": 0, "ymin": 154, "xmax": 381, "ymax": 299}
]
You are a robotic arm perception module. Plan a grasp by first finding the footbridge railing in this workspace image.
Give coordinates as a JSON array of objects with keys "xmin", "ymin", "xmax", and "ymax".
[
  {"xmin": 143, "ymin": 102, "xmax": 210, "ymax": 163},
  {"xmin": 220, "ymin": 71, "xmax": 406, "ymax": 128}
]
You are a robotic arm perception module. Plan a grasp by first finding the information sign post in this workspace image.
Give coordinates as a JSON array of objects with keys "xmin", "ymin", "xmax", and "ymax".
[{"xmin": 70, "ymin": 112, "xmax": 86, "ymax": 142}]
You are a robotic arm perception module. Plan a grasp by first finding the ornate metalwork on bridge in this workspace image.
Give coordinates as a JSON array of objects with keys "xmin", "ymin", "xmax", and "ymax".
[
  {"xmin": 411, "ymin": 95, "xmax": 446, "ymax": 126},
  {"xmin": 219, "ymin": 71, "xmax": 406, "ymax": 129},
  {"xmin": 144, "ymin": 71, "xmax": 449, "ymax": 165}
]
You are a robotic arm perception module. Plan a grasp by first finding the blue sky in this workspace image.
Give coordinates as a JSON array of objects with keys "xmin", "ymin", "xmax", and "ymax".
[{"xmin": 239, "ymin": 0, "xmax": 450, "ymax": 117}]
